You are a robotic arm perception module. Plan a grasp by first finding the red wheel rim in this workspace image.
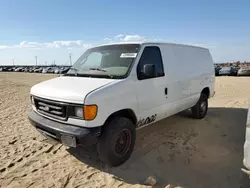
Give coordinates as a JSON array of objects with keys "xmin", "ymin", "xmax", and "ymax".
[{"xmin": 115, "ymin": 129, "xmax": 132, "ymax": 156}]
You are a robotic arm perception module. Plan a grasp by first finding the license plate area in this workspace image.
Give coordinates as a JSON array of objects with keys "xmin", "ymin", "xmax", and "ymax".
[
  {"xmin": 37, "ymin": 128, "xmax": 77, "ymax": 147},
  {"xmin": 61, "ymin": 134, "xmax": 76, "ymax": 148}
]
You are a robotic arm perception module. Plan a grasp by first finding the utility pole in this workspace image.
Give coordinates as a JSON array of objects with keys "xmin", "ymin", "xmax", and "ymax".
[
  {"xmin": 35, "ymin": 56, "xmax": 37, "ymax": 66},
  {"xmin": 45, "ymin": 61, "xmax": 47, "ymax": 66},
  {"xmin": 69, "ymin": 53, "xmax": 72, "ymax": 66},
  {"xmin": 53, "ymin": 60, "xmax": 55, "ymax": 66},
  {"xmin": 12, "ymin": 59, "xmax": 15, "ymax": 66}
]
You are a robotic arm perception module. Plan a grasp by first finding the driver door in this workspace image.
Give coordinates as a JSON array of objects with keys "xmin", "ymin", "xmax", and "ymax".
[{"xmin": 135, "ymin": 46, "xmax": 168, "ymax": 128}]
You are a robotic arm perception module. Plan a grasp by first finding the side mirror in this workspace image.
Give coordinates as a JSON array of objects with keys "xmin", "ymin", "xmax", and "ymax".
[{"xmin": 142, "ymin": 64, "xmax": 156, "ymax": 78}]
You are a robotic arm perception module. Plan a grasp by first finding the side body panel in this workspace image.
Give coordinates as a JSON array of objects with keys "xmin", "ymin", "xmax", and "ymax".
[
  {"xmin": 132, "ymin": 44, "xmax": 215, "ymax": 129},
  {"xmin": 161, "ymin": 44, "xmax": 215, "ymax": 115}
]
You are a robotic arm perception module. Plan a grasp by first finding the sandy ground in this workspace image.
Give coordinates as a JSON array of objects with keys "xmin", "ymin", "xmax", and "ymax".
[{"xmin": 0, "ymin": 72, "xmax": 250, "ymax": 188}]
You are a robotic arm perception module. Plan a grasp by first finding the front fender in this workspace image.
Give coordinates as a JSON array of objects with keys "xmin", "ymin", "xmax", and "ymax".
[{"xmin": 84, "ymin": 80, "xmax": 138, "ymax": 128}]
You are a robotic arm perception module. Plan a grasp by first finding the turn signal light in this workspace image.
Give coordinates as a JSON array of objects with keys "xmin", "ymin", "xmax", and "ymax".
[{"xmin": 84, "ymin": 105, "xmax": 98, "ymax": 120}]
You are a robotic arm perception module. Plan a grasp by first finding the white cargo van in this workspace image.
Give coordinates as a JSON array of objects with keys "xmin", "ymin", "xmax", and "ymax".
[
  {"xmin": 242, "ymin": 105, "xmax": 250, "ymax": 176},
  {"xmin": 28, "ymin": 42, "xmax": 215, "ymax": 166}
]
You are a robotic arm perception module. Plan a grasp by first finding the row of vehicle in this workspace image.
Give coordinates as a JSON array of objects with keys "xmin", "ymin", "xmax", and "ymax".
[
  {"xmin": 0, "ymin": 66, "xmax": 70, "ymax": 74},
  {"xmin": 215, "ymin": 66, "xmax": 250, "ymax": 76}
]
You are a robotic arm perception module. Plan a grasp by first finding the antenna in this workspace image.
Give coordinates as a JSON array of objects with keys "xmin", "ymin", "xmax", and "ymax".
[
  {"xmin": 35, "ymin": 56, "xmax": 37, "ymax": 66},
  {"xmin": 69, "ymin": 53, "xmax": 72, "ymax": 66}
]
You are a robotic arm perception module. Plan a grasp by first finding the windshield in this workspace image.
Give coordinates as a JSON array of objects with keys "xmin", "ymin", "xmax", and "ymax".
[{"xmin": 65, "ymin": 44, "xmax": 140, "ymax": 79}]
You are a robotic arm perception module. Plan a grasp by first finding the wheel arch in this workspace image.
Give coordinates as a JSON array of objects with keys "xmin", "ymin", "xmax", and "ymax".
[
  {"xmin": 201, "ymin": 87, "xmax": 210, "ymax": 98},
  {"xmin": 104, "ymin": 109, "xmax": 137, "ymax": 126}
]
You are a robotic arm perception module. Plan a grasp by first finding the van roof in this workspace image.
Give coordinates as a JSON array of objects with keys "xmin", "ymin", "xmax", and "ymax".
[{"xmin": 93, "ymin": 42, "xmax": 208, "ymax": 50}]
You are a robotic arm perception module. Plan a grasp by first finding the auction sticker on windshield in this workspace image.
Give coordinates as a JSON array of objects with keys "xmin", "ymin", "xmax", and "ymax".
[{"xmin": 120, "ymin": 53, "xmax": 137, "ymax": 58}]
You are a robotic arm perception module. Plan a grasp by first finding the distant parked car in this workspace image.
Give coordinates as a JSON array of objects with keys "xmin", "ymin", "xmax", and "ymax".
[
  {"xmin": 54, "ymin": 67, "xmax": 70, "ymax": 74},
  {"xmin": 54, "ymin": 67, "xmax": 61, "ymax": 74},
  {"xmin": 0, "ymin": 68, "xmax": 2, "ymax": 72},
  {"xmin": 3, "ymin": 67, "xmax": 12, "ymax": 72},
  {"xmin": 42, "ymin": 67, "xmax": 56, "ymax": 73},
  {"xmin": 28, "ymin": 68, "xmax": 32, "ymax": 72},
  {"xmin": 60, "ymin": 67, "xmax": 70, "ymax": 74},
  {"xmin": 49, "ymin": 67, "xmax": 57, "ymax": 73},
  {"xmin": 7, "ymin": 67, "xmax": 14, "ymax": 72},
  {"xmin": 214, "ymin": 66, "xmax": 221, "ymax": 76},
  {"xmin": 34, "ymin": 67, "xmax": 43, "ymax": 73},
  {"xmin": 14, "ymin": 67, "xmax": 24, "ymax": 72},
  {"xmin": 238, "ymin": 67, "xmax": 250, "ymax": 76},
  {"xmin": 28, "ymin": 67, "xmax": 36, "ymax": 73},
  {"xmin": 24, "ymin": 67, "xmax": 29, "ymax": 72},
  {"xmin": 1, "ymin": 67, "xmax": 8, "ymax": 72},
  {"xmin": 42, "ymin": 67, "xmax": 49, "ymax": 73},
  {"xmin": 230, "ymin": 66, "xmax": 240, "ymax": 76},
  {"xmin": 219, "ymin": 67, "xmax": 231, "ymax": 76}
]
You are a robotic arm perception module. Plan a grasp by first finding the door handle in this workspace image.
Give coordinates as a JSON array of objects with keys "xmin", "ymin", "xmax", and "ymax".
[{"xmin": 165, "ymin": 88, "xmax": 168, "ymax": 95}]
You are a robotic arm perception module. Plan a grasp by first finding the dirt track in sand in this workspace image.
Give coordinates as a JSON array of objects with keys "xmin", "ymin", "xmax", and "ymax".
[{"xmin": 0, "ymin": 72, "xmax": 250, "ymax": 188}]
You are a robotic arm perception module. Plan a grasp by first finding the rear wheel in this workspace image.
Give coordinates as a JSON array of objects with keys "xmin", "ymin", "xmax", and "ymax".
[
  {"xmin": 191, "ymin": 93, "xmax": 208, "ymax": 119},
  {"xmin": 97, "ymin": 117, "xmax": 136, "ymax": 166}
]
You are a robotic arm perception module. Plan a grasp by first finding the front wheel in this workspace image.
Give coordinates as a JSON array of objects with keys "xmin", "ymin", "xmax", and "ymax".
[
  {"xmin": 97, "ymin": 117, "xmax": 136, "ymax": 166},
  {"xmin": 191, "ymin": 93, "xmax": 208, "ymax": 119}
]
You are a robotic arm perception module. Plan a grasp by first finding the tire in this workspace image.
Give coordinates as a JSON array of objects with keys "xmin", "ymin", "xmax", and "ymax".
[
  {"xmin": 97, "ymin": 117, "xmax": 136, "ymax": 167},
  {"xmin": 191, "ymin": 93, "xmax": 208, "ymax": 119}
]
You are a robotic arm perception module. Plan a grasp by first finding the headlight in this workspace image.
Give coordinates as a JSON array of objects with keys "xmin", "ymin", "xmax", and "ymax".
[
  {"xmin": 30, "ymin": 96, "xmax": 36, "ymax": 110},
  {"xmin": 74, "ymin": 107, "xmax": 84, "ymax": 118},
  {"xmin": 30, "ymin": 96, "xmax": 35, "ymax": 105},
  {"xmin": 73, "ymin": 105, "xmax": 98, "ymax": 120}
]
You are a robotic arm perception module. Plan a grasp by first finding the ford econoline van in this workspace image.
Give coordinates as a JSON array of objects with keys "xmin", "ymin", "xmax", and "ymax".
[{"xmin": 28, "ymin": 42, "xmax": 215, "ymax": 166}]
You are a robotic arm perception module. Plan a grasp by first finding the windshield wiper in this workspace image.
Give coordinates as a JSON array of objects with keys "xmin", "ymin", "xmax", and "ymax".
[
  {"xmin": 69, "ymin": 67, "xmax": 79, "ymax": 76},
  {"xmin": 89, "ymin": 67, "xmax": 113, "ymax": 78},
  {"xmin": 89, "ymin": 67, "xmax": 107, "ymax": 72}
]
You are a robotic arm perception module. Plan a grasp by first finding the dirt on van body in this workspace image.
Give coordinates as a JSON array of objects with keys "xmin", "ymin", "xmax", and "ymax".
[{"xmin": 0, "ymin": 72, "xmax": 250, "ymax": 188}]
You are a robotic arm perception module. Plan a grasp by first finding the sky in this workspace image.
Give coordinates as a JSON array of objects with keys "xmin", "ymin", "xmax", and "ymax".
[{"xmin": 0, "ymin": 0, "xmax": 249, "ymax": 65}]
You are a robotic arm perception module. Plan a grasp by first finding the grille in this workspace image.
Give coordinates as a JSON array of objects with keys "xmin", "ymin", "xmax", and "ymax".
[{"xmin": 34, "ymin": 97, "xmax": 67, "ymax": 120}]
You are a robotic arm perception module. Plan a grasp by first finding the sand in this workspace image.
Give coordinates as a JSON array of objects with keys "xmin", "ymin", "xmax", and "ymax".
[{"xmin": 0, "ymin": 72, "xmax": 250, "ymax": 188}]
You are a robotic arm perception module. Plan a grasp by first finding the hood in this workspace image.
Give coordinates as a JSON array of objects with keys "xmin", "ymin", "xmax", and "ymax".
[{"xmin": 30, "ymin": 76, "xmax": 117, "ymax": 103}]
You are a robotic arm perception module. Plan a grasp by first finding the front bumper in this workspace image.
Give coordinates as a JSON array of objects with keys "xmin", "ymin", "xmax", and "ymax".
[
  {"xmin": 238, "ymin": 72, "xmax": 250, "ymax": 76},
  {"xmin": 28, "ymin": 110, "xmax": 101, "ymax": 147}
]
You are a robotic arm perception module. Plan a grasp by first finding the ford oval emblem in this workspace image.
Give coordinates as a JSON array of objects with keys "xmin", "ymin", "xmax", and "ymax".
[{"xmin": 44, "ymin": 106, "xmax": 49, "ymax": 111}]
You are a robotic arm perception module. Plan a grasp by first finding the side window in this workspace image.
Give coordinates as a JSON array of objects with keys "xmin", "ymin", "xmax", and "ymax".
[{"xmin": 137, "ymin": 46, "xmax": 164, "ymax": 80}]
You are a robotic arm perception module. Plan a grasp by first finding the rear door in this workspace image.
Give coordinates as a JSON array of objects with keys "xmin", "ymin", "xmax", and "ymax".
[{"xmin": 135, "ymin": 46, "xmax": 168, "ymax": 128}]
